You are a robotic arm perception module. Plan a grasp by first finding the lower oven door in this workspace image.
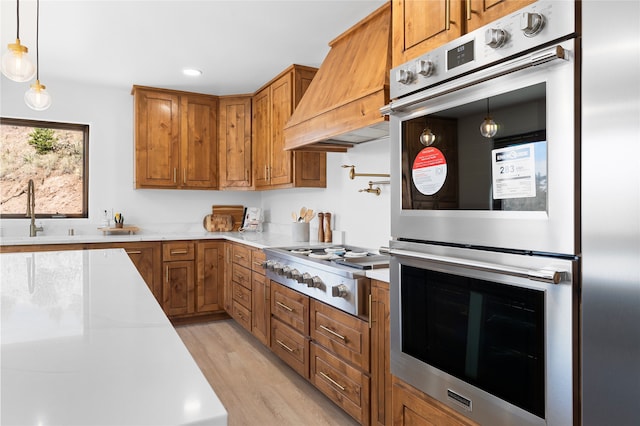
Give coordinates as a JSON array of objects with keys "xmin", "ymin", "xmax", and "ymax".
[{"xmin": 389, "ymin": 240, "xmax": 577, "ymax": 426}]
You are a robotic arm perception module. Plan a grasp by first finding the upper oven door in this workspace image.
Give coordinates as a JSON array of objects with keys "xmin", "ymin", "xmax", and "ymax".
[{"xmin": 388, "ymin": 39, "xmax": 578, "ymax": 256}]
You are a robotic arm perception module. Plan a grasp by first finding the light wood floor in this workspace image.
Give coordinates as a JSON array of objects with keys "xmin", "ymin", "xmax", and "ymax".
[{"xmin": 176, "ymin": 319, "xmax": 360, "ymax": 426}]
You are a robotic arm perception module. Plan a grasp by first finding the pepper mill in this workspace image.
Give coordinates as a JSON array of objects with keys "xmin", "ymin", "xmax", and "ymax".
[
  {"xmin": 317, "ymin": 213, "xmax": 324, "ymax": 242},
  {"xmin": 324, "ymin": 212, "xmax": 332, "ymax": 243}
]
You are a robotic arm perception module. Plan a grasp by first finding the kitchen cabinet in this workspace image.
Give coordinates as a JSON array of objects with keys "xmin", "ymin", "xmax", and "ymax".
[
  {"xmin": 392, "ymin": 376, "xmax": 479, "ymax": 426},
  {"xmin": 252, "ymin": 64, "xmax": 327, "ymax": 190},
  {"xmin": 250, "ymin": 249, "xmax": 270, "ymax": 346},
  {"xmin": 309, "ymin": 299, "xmax": 371, "ymax": 425},
  {"xmin": 230, "ymin": 243, "xmax": 253, "ymax": 332},
  {"xmin": 162, "ymin": 241, "xmax": 196, "ymax": 317},
  {"xmin": 218, "ymin": 95, "xmax": 253, "ymax": 189},
  {"xmin": 163, "ymin": 240, "xmax": 226, "ymax": 320},
  {"xmin": 133, "ymin": 86, "xmax": 218, "ymax": 189},
  {"xmin": 270, "ymin": 281, "xmax": 310, "ymax": 378},
  {"xmin": 392, "ymin": 0, "xmax": 536, "ymax": 67},
  {"xmin": 196, "ymin": 241, "xmax": 225, "ymax": 313},
  {"xmin": 223, "ymin": 242, "xmax": 234, "ymax": 313},
  {"xmin": 371, "ymin": 280, "xmax": 391, "ymax": 426}
]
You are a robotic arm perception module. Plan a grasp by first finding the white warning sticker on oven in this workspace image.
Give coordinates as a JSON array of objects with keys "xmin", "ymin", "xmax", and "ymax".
[
  {"xmin": 492, "ymin": 143, "xmax": 536, "ymax": 199},
  {"xmin": 412, "ymin": 147, "xmax": 447, "ymax": 195}
]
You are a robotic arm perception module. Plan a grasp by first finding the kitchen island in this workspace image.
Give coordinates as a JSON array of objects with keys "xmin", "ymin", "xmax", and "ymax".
[{"xmin": 1, "ymin": 248, "xmax": 227, "ymax": 425}]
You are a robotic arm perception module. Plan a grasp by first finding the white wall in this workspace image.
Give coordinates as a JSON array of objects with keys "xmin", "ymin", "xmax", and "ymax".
[{"xmin": 1, "ymin": 76, "xmax": 391, "ymax": 249}]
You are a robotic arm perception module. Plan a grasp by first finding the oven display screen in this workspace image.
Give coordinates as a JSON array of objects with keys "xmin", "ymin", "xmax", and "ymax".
[{"xmin": 447, "ymin": 40, "xmax": 474, "ymax": 70}]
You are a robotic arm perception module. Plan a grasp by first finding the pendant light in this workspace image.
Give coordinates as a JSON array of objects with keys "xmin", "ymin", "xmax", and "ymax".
[
  {"xmin": 1, "ymin": 0, "xmax": 36, "ymax": 82},
  {"xmin": 24, "ymin": 0, "xmax": 51, "ymax": 111},
  {"xmin": 480, "ymin": 98, "xmax": 498, "ymax": 138}
]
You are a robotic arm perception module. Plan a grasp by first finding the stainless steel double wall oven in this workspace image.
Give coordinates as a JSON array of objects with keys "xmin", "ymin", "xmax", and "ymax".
[{"xmin": 382, "ymin": 2, "xmax": 579, "ymax": 425}]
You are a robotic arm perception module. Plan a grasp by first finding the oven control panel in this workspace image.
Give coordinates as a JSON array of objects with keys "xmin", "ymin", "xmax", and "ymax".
[{"xmin": 390, "ymin": 0, "xmax": 575, "ymax": 99}]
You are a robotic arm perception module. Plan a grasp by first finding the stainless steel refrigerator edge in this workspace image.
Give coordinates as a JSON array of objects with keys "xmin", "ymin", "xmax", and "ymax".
[{"xmin": 581, "ymin": 1, "xmax": 640, "ymax": 425}]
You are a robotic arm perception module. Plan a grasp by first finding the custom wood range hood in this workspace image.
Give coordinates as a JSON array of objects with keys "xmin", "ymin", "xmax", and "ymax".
[{"xmin": 283, "ymin": 3, "xmax": 391, "ymax": 153}]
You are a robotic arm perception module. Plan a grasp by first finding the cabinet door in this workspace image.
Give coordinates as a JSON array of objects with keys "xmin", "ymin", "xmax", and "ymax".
[
  {"xmin": 251, "ymin": 272, "xmax": 270, "ymax": 346},
  {"xmin": 196, "ymin": 241, "xmax": 224, "ymax": 313},
  {"xmin": 371, "ymin": 281, "xmax": 391, "ymax": 426},
  {"xmin": 134, "ymin": 89, "xmax": 180, "ymax": 188},
  {"xmin": 219, "ymin": 96, "xmax": 252, "ymax": 189},
  {"xmin": 392, "ymin": 377, "xmax": 479, "ymax": 426},
  {"xmin": 123, "ymin": 243, "xmax": 162, "ymax": 303},
  {"xmin": 223, "ymin": 243, "xmax": 233, "ymax": 313},
  {"xmin": 466, "ymin": 0, "xmax": 536, "ymax": 32},
  {"xmin": 392, "ymin": 0, "xmax": 464, "ymax": 67},
  {"xmin": 269, "ymin": 72, "xmax": 294, "ymax": 186},
  {"xmin": 252, "ymin": 87, "xmax": 271, "ymax": 189},
  {"xmin": 181, "ymin": 94, "xmax": 218, "ymax": 189},
  {"xmin": 163, "ymin": 261, "xmax": 195, "ymax": 316}
]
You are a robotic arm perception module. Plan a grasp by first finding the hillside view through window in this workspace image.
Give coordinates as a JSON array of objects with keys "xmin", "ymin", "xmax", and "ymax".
[{"xmin": 0, "ymin": 118, "xmax": 89, "ymax": 218}]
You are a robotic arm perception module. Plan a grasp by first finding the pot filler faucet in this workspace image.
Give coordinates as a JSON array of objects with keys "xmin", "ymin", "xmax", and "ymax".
[{"xmin": 26, "ymin": 179, "xmax": 43, "ymax": 237}]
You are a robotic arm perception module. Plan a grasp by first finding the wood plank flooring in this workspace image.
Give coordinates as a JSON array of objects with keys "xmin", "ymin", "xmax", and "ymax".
[{"xmin": 176, "ymin": 319, "xmax": 360, "ymax": 426}]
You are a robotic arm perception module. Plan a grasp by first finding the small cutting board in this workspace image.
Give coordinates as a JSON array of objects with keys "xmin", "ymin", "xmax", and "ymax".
[
  {"xmin": 203, "ymin": 214, "xmax": 234, "ymax": 232},
  {"xmin": 211, "ymin": 205, "xmax": 244, "ymax": 231}
]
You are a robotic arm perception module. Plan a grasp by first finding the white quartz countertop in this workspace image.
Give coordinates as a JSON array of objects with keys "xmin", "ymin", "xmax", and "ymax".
[{"xmin": 1, "ymin": 249, "xmax": 227, "ymax": 425}]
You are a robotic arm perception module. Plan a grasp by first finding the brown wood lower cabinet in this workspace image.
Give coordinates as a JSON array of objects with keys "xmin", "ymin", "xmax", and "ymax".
[
  {"xmin": 371, "ymin": 279, "xmax": 391, "ymax": 426},
  {"xmin": 392, "ymin": 376, "xmax": 479, "ymax": 426},
  {"xmin": 250, "ymin": 249, "xmax": 270, "ymax": 346}
]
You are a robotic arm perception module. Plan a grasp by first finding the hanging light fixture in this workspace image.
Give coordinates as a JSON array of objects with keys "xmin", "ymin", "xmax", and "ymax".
[
  {"xmin": 480, "ymin": 98, "xmax": 498, "ymax": 138},
  {"xmin": 419, "ymin": 126, "xmax": 436, "ymax": 146},
  {"xmin": 24, "ymin": 0, "xmax": 51, "ymax": 111},
  {"xmin": 1, "ymin": 0, "xmax": 36, "ymax": 82}
]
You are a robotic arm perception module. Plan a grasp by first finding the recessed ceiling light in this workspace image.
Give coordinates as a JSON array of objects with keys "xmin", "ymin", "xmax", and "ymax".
[{"xmin": 182, "ymin": 68, "xmax": 202, "ymax": 77}]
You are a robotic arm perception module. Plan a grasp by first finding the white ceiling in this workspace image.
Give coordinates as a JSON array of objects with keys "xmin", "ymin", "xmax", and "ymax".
[{"xmin": 0, "ymin": 0, "xmax": 386, "ymax": 95}]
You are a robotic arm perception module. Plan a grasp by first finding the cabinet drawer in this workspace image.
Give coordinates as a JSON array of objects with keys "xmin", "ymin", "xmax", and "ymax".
[
  {"xmin": 251, "ymin": 249, "xmax": 266, "ymax": 274},
  {"xmin": 232, "ymin": 244, "xmax": 252, "ymax": 269},
  {"xmin": 232, "ymin": 281, "xmax": 252, "ymax": 309},
  {"xmin": 232, "ymin": 300, "xmax": 251, "ymax": 332},
  {"xmin": 232, "ymin": 263, "xmax": 251, "ymax": 289},
  {"xmin": 163, "ymin": 241, "xmax": 195, "ymax": 261},
  {"xmin": 271, "ymin": 317, "xmax": 309, "ymax": 378},
  {"xmin": 311, "ymin": 300, "xmax": 370, "ymax": 372},
  {"xmin": 271, "ymin": 282, "xmax": 309, "ymax": 335},
  {"xmin": 310, "ymin": 342, "xmax": 370, "ymax": 425}
]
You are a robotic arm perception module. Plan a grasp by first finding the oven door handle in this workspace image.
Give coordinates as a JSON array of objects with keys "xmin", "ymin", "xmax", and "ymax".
[
  {"xmin": 388, "ymin": 248, "xmax": 566, "ymax": 284},
  {"xmin": 381, "ymin": 44, "xmax": 569, "ymax": 115}
]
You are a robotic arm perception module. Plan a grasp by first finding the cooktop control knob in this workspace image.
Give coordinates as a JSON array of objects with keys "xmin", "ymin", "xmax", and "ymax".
[
  {"xmin": 308, "ymin": 276, "xmax": 323, "ymax": 288},
  {"xmin": 396, "ymin": 68, "xmax": 414, "ymax": 85},
  {"xmin": 287, "ymin": 268, "xmax": 300, "ymax": 280},
  {"xmin": 485, "ymin": 27, "xmax": 507, "ymax": 48},
  {"xmin": 416, "ymin": 59, "xmax": 434, "ymax": 77},
  {"xmin": 273, "ymin": 263, "xmax": 284, "ymax": 274},
  {"xmin": 520, "ymin": 12, "xmax": 545, "ymax": 37},
  {"xmin": 301, "ymin": 272, "xmax": 313, "ymax": 286},
  {"xmin": 281, "ymin": 265, "xmax": 291, "ymax": 277},
  {"xmin": 331, "ymin": 284, "xmax": 349, "ymax": 298}
]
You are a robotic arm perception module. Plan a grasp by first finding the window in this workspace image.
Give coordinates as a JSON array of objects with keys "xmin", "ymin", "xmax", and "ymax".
[{"xmin": 0, "ymin": 118, "xmax": 89, "ymax": 218}]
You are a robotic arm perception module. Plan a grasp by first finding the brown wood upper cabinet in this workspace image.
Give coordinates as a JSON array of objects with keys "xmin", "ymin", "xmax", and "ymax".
[
  {"xmin": 392, "ymin": 0, "xmax": 537, "ymax": 67},
  {"xmin": 133, "ymin": 86, "xmax": 218, "ymax": 189},
  {"xmin": 218, "ymin": 95, "xmax": 253, "ymax": 189},
  {"xmin": 252, "ymin": 65, "xmax": 327, "ymax": 190}
]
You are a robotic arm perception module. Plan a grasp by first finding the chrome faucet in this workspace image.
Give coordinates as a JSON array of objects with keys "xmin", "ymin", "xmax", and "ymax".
[{"xmin": 26, "ymin": 179, "xmax": 44, "ymax": 237}]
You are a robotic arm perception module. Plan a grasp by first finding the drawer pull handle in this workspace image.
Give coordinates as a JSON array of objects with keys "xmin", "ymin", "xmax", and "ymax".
[
  {"xmin": 126, "ymin": 250, "xmax": 142, "ymax": 254},
  {"xmin": 170, "ymin": 249, "xmax": 188, "ymax": 255},
  {"xmin": 276, "ymin": 339, "xmax": 295, "ymax": 353},
  {"xmin": 253, "ymin": 261, "xmax": 263, "ymax": 267},
  {"xmin": 276, "ymin": 301, "xmax": 294, "ymax": 312},
  {"xmin": 319, "ymin": 372, "xmax": 345, "ymax": 391},
  {"xmin": 319, "ymin": 325, "xmax": 346, "ymax": 341}
]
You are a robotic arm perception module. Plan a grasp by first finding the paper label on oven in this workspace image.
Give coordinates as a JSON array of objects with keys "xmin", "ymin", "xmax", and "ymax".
[
  {"xmin": 491, "ymin": 144, "xmax": 536, "ymax": 199},
  {"xmin": 412, "ymin": 147, "xmax": 447, "ymax": 195}
]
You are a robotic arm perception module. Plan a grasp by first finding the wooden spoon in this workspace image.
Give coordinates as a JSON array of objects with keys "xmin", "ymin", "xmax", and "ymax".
[{"xmin": 299, "ymin": 207, "xmax": 307, "ymax": 222}]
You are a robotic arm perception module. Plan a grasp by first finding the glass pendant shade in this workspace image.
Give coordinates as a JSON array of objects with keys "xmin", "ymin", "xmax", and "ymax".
[
  {"xmin": 420, "ymin": 127, "xmax": 437, "ymax": 146},
  {"xmin": 1, "ymin": 39, "xmax": 36, "ymax": 82},
  {"xmin": 480, "ymin": 116, "xmax": 498, "ymax": 138},
  {"xmin": 25, "ymin": 80, "xmax": 52, "ymax": 111}
]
